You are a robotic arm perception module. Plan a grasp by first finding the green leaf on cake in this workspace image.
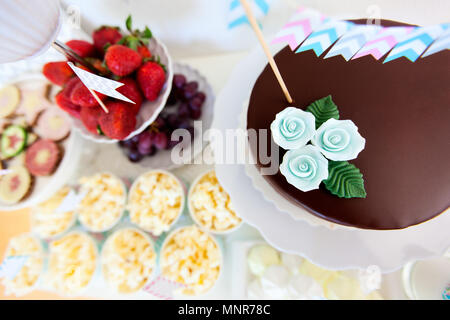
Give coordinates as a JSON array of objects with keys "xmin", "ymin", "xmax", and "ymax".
[
  {"xmin": 306, "ymin": 95, "xmax": 340, "ymax": 128},
  {"xmin": 323, "ymin": 161, "xmax": 367, "ymax": 198}
]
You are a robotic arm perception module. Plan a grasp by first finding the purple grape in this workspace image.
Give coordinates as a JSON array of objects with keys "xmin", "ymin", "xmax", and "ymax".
[
  {"xmin": 178, "ymin": 102, "xmax": 190, "ymax": 118},
  {"xmin": 189, "ymin": 108, "xmax": 202, "ymax": 120},
  {"xmin": 153, "ymin": 132, "xmax": 168, "ymax": 150},
  {"xmin": 148, "ymin": 146, "xmax": 157, "ymax": 156},
  {"xmin": 189, "ymin": 96, "xmax": 203, "ymax": 111},
  {"xmin": 177, "ymin": 118, "xmax": 191, "ymax": 130},
  {"xmin": 166, "ymin": 89, "xmax": 178, "ymax": 105},
  {"xmin": 128, "ymin": 149, "xmax": 143, "ymax": 162},
  {"xmin": 194, "ymin": 92, "xmax": 206, "ymax": 103},
  {"xmin": 182, "ymin": 81, "xmax": 198, "ymax": 100},
  {"xmin": 138, "ymin": 131, "xmax": 153, "ymax": 155},
  {"xmin": 166, "ymin": 114, "xmax": 179, "ymax": 129},
  {"xmin": 173, "ymin": 74, "xmax": 186, "ymax": 89}
]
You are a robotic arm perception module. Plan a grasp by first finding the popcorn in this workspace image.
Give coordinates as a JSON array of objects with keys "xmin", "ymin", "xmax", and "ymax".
[
  {"xmin": 77, "ymin": 173, "xmax": 126, "ymax": 232},
  {"xmin": 161, "ymin": 226, "xmax": 221, "ymax": 296},
  {"xmin": 189, "ymin": 171, "xmax": 242, "ymax": 232},
  {"xmin": 102, "ymin": 228, "xmax": 156, "ymax": 293},
  {"xmin": 128, "ymin": 171, "xmax": 184, "ymax": 236},
  {"xmin": 1, "ymin": 235, "xmax": 43, "ymax": 296},
  {"xmin": 31, "ymin": 186, "xmax": 76, "ymax": 238},
  {"xmin": 47, "ymin": 232, "xmax": 97, "ymax": 296}
]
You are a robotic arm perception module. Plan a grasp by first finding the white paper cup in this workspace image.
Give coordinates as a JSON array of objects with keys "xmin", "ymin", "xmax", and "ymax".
[
  {"xmin": 188, "ymin": 169, "xmax": 243, "ymax": 235},
  {"xmin": 76, "ymin": 172, "xmax": 127, "ymax": 233},
  {"xmin": 128, "ymin": 170, "xmax": 185, "ymax": 236},
  {"xmin": 159, "ymin": 225, "xmax": 223, "ymax": 297},
  {"xmin": 1, "ymin": 234, "xmax": 45, "ymax": 297},
  {"xmin": 100, "ymin": 227, "xmax": 156, "ymax": 294},
  {"xmin": 45, "ymin": 230, "xmax": 99, "ymax": 297}
]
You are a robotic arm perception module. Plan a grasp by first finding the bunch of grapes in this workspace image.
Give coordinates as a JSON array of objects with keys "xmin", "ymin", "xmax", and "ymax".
[{"xmin": 118, "ymin": 73, "xmax": 206, "ymax": 163}]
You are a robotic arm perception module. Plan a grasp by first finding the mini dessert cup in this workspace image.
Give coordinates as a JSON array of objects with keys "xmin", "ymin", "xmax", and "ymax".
[
  {"xmin": 160, "ymin": 225, "xmax": 223, "ymax": 296},
  {"xmin": 128, "ymin": 170, "xmax": 185, "ymax": 236},
  {"xmin": 188, "ymin": 170, "xmax": 242, "ymax": 235},
  {"xmin": 31, "ymin": 186, "xmax": 78, "ymax": 239},
  {"xmin": 76, "ymin": 172, "xmax": 127, "ymax": 233},
  {"xmin": 1, "ymin": 234, "xmax": 45, "ymax": 297},
  {"xmin": 101, "ymin": 227, "xmax": 156, "ymax": 294},
  {"xmin": 46, "ymin": 231, "xmax": 99, "ymax": 297}
]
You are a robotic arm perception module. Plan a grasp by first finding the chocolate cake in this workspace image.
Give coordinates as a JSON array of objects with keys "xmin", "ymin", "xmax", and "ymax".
[{"xmin": 247, "ymin": 20, "xmax": 450, "ymax": 230}]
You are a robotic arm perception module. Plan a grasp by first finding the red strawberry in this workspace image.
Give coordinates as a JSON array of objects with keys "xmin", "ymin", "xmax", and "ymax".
[
  {"xmin": 89, "ymin": 58, "xmax": 108, "ymax": 74},
  {"xmin": 70, "ymin": 81, "xmax": 107, "ymax": 108},
  {"xmin": 66, "ymin": 40, "xmax": 96, "ymax": 58},
  {"xmin": 81, "ymin": 105, "xmax": 103, "ymax": 134},
  {"xmin": 104, "ymin": 45, "xmax": 142, "ymax": 77},
  {"xmin": 137, "ymin": 45, "xmax": 151, "ymax": 59},
  {"xmin": 55, "ymin": 77, "xmax": 82, "ymax": 119},
  {"xmin": 92, "ymin": 26, "xmax": 122, "ymax": 54},
  {"xmin": 99, "ymin": 101, "xmax": 136, "ymax": 140},
  {"xmin": 43, "ymin": 61, "xmax": 74, "ymax": 86},
  {"xmin": 117, "ymin": 78, "xmax": 143, "ymax": 114},
  {"xmin": 137, "ymin": 61, "xmax": 166, "ymax": 101}
]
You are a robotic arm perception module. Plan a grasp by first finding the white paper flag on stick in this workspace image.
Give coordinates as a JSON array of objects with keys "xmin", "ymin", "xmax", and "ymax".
[
  {"xmin": 67, "ymin": 62, "xmax": 135, "ymax": 104},
  {"xmin": 55, "ymin": 189, "xmax": 86, "ymax": 214},
  {"xmin": 0, "ymin": 256, "xmax": 28, "ymax": 280}
]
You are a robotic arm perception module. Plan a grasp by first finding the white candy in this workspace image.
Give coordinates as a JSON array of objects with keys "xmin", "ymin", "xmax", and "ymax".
[
  {"xmin": 247, "ymin": 279, "xmax": 265, "ymax": 299},
  {"xmin": 281, "ymin": 252, "xmax": 303, "ymax": 275},
  {"xmin": 247, "ymin": 245, "xmax": 280, "ymax": 277},
  {"xmin": 287, "ymin": 274, "xmax": 324, "ymax": 300},
  {"xmin": 260, "ymin": 265, "xmax": 290, "ymax": 299}
]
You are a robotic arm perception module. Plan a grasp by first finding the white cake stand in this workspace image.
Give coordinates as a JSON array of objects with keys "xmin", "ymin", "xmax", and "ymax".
[{"xmin": 212, "ymin": 45, "xmax": 450, "ymax": 273}]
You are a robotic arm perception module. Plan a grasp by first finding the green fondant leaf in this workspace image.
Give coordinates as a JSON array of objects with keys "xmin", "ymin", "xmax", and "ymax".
[
  {"xmin": 306, "ymin": 95, "xmax": 340, "ymax": 128},
  {"xmin": 323, "ymin": 161, "xmax": 367, "ymax": 198}
]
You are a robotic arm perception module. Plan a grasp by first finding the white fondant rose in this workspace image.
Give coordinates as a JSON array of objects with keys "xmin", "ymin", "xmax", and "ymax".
[
  {"xmin": 280, "ymin": 145, "xmax": 329, "ymax": 192},
  {"xmin": 270, "ymin": 107, "xmax": 316, "ymax": 150},
  {"xmin": 312, "ymin": 118, "xmax": 365, "ymax": 161}
]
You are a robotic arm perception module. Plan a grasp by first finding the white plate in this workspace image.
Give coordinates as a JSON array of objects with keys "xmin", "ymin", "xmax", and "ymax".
[
  {"xmin": 211, "ymin": 45, "xmax": 450, "ymax": 272},
  {"xmin": 72, "ymin": 36, "xmax": 173, "ymax": 143},
  {"xmin": 0, "ymin": 73, "xmax": 84, "ymax": 210}
]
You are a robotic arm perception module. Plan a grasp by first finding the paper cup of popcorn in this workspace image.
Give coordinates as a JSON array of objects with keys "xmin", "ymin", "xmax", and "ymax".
[
  {"xmin": 188, "ymin": 170, "xmax": 242, "ymax": 234},
  {"xmin": 128, "ymin": 170, "xmax": 185, "ymax": 236},
  {"xmin": 77, "ymin": 173, "xmax": 127, "ymax": 233},
  {"xmin": 1, "ymin": 234, "xmax": 44, "ymax": 297},
  {"xmin": 31, "ymin": 186, "xmax": 78, "ymax": 239},
  {"xmin": 46, "ymin": 231, "xmax": 98, "ymax": 296},
  {"xmin": 101, "ymin": 227, "xmax": 156, "ymax": 294},
  {"xmin": 160, "ymin": 225, "xmax": 222, "ymax": 296}
]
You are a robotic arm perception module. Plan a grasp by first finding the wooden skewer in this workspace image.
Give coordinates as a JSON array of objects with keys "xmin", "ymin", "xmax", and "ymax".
[
  {"xmin": 239, "ymin": 0, "xmax": 293, "ymax": 104},
  {"xmin": 86, "ymin": 87, "xmax": 109, "ymax": 114}
]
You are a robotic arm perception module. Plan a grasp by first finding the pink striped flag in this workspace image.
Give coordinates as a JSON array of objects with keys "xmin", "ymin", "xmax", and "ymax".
[{"xmin": 271, "ymin": 7, "xmax": 326, "ymax": 50}]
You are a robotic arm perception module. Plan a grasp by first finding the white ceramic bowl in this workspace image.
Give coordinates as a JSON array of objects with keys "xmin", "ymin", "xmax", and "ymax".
[
  {"xmin": 188, "ymin": 169, "xmax": 243, "ymax": 235},
  {"xmin": 159, "ymin": 225, "xmax": 223, "ymax": 297},
  {"xmin": 127, "ymin": 169, "xmax": 185, "ymax": 235},
  {"xmin": 76, "ymin": 172, "xmax": 127, "ymax": 233},
  {"xmin": 0, "ymin": 73, "xmax": 84, "ymax": 211},
  {"xmin": 72, "ymin": 37, "xmax": 173, "ymax": 143},
  {"xmin": 100, "ymin": 227, "xmax": 156, "ymax": 294}
]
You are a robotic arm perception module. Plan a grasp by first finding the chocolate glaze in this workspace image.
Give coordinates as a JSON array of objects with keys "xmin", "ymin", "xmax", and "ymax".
[{"xmin": 247, "ymin": 20, "xmax": 450, "ymax": 230}]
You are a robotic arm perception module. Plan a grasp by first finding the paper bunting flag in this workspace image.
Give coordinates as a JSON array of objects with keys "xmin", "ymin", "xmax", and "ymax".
[
  {"xmin": 352, "ymin": 26, "xmax": 414, "ymax": 60},
  {"xmin": 324, "ymin": 24, "xmax": 381, "ymax": 60},
  {"xmin": 67, "ymin": 62, "xmax": 135, "ymax": 103},
  {"xmin": 143, "ymin": 275, "xmax": 186, "ymax": 300},
  {"xmin": 228, "ymin": 0, "xmax": 270, "ymax": 29},
  {"xmin": 271, "ymin": 7, "xmax": 326, "ymax": 50},
  {"xmin": 421, "ymin": 24, "xmax": 450, "ymax": 57},
  {"xmin": 384, "ymin": 24, "xmax": 447, "ymax": 63},
  {"xmin": 0, "ymin": 256, "xmax": 28, "ymax": 280},
  {"xmin": 296, "ymin": 19, "xmax": 354, "ymax": 56}
]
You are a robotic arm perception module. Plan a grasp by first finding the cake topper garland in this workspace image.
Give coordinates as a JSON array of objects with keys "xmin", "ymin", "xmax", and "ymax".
[
  {"xmin": 272, "ymin": 6, "xmax": 450, "ymax": 62},
  {"xmin": 271, "ymin": 96, "xmax": 367, "ymax": 198}
]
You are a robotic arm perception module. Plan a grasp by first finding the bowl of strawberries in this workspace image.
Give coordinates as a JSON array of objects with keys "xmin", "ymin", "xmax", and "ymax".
[{"xmin": 42, "ymin": 15, "xmax": 173, "ymax": 143}]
